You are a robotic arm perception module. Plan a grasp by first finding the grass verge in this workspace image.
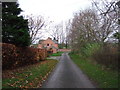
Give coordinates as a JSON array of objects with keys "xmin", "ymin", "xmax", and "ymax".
[
  {"xmin": 2, "ymin": 59, "xmax": 58, "ymax": 88},
  {"xmin": 50, "ymin": 52, "xmax": 64, "ymax": 56},
  {"xmin": 69, "ymin": 53, "xmax": 118, "ymax": 88}
]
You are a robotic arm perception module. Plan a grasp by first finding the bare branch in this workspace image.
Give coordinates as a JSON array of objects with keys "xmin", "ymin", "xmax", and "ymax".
[{"xmin": 27, "ymin": 15, "xmax": 45, "ymax": 44}]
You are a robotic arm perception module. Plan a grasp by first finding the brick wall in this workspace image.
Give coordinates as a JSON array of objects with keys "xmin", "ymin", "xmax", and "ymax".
[{"xmin": 58, "ymin": 49, "xmax": 71, "ymax": 52}]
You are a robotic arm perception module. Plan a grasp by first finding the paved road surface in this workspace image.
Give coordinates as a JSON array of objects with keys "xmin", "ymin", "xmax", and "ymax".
[
  {"xmin": 42, "ymin": 53, "xmax": 96, "ymax": 88},
  {"xmin": 47, "ymin": 56, "xmax": 61, "ymax": 61}
]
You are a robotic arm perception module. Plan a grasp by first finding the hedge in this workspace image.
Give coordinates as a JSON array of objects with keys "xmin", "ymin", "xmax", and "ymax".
[
  {"xmin": 92, "ymin": 44, "xmax": 118, "ymax": 70},
  {"xmin": 2, "ymin": 43, "xmax": 47, "ymax": 70}
]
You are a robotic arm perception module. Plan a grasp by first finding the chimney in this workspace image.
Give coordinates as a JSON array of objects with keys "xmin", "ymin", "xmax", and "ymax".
[{"xmin": 53, "ymin": 37, "xmax": 56, "ymax": 40}]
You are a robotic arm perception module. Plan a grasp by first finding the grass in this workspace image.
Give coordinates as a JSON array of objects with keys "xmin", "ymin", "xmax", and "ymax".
[
  {"xmin": 69, "ymin": 53, "xmax": 119, "ymax": 88},
  {"xmin": 50, "ymin": 52, "xmax": 64, "ymax": 56},
  {"xmin": 2, "ymin": 59, "xmax": 58, "ymax": 88}
]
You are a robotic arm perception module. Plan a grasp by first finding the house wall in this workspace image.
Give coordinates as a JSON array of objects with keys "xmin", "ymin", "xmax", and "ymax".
[
  {"xmin": 54, "ymin": 44, "xmax": 58, "ymax": 48},
  {"xmin": 43, "ymin": 39, "xmax": 54, "ymax": 48},
  {"xmin": 58, "ymin": 49, "xmax": 71, "ymax": 52},
  {"xmin": 38, "ymin": 37, "xmax": 58, "ymax": 53}
]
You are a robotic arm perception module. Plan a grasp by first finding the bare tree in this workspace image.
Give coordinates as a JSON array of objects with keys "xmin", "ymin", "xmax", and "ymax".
[
  {"xmin": 67, "ymin": 0, "xmax": 120, "ymax": 52},
  {"xmin": 92, "ymin": 0, "xmax": 119, "ymax": 42},
  {"xmin": 45, "ymin": 22, "xmax": 65, "ymax": 44},
  {"xmin": 27, "ymin": 15, "xmax": 45, "ymax": 44},
  {"xmin": 67, "ymin": 9, "xmax": 100, "ymax": 51}
]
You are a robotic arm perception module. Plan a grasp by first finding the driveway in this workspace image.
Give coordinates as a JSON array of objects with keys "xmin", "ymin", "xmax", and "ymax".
[
  {"xmin": 42, "ymin": 53, "xmax": 96, "ymax": 88},
  {"xmin": 47, "ymin": 56, "xmax": 61, "ymax": 61}
]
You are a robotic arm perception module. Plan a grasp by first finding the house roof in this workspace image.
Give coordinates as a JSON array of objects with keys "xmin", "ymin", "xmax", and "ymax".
[
  {"xmin": 39, "ymin": 38, "xmax": 58, "ymax": 44},
  {"xmin": 53, "ymin": 40, "xmax": 58, "ymax": 44},
  {"xmin": 39, "ymin": 40, "xmax": 44, "ymax": 44},
  {"xmin": 52, "ymin": 46, "xmax": 58, "ymax": 49},
  {"xmin": 48, "ymin": 45, "xmax": 58, "ymax": 49}
]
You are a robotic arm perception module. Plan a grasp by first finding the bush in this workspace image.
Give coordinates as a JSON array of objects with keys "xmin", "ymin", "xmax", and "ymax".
[
  {"xmin": 15, "ymin": 47, "xmax": 38, "ymax": 67},
  {"xmin": 92, "ymin": 44, "xmax": 118, "ymax": 70},
  {"xmin": 80, "ymin": 43, "xmax": 100, "ymax": 57},
  {"xmin": 2, "ymin": 43, "xmax": 17, "ymax": 69},
  {"xmin": 2, "ymin": 43, "xmax": 47, "ymax": 70},
  {"xmin": 79, "ymin": 43, "xmax": 118, "ymax": 70},
  {"xmin": 38, "ymin": 49, "xmax": 47, "ymax": 60}
]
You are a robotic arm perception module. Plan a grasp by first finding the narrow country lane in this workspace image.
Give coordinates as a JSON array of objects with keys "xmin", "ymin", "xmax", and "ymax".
[{"xmin": 42, "ymin": 53, "xmax": 96, "ymax": 88}]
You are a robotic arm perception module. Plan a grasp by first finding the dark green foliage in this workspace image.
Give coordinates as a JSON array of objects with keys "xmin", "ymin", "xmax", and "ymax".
[{"xmin": 2, "ymin": 2, "xmax": 30, "ymax": 47}]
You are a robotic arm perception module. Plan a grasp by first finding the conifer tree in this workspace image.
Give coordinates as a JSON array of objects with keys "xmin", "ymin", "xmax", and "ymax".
[{"xmin": 2, "ymin": 2, "xmax": 30, "ymax": 47}]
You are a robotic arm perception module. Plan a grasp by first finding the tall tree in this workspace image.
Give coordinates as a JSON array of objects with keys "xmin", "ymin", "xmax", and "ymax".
[
  {"xmin": 92, "ymin": 0, "xmax": 119, "ymax": 42},
  {"xmin": 27, "ymin": 15, "xmax": 45, "ymax": 44},
  {"xmin": 68, "ymin": 9, "xmax": 100, "ymax": 51},
  {"xmin": 2, "ymin": 2, "xmax": 30, "ymax": 47}
]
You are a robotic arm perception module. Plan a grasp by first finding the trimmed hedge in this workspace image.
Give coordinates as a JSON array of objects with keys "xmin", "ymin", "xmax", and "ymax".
[{"xmin": 2, "ymin": 43, "xmax": 47, "ymax": 70}]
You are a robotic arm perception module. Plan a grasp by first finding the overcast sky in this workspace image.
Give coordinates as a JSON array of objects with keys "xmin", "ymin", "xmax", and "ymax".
[
  {"xmin": 18, "ymin": 0, "xmax": 92, "ymax": 23},
  {"xmin": 18, "ymin": 0, "xmax": 92, "ymax": 42}
]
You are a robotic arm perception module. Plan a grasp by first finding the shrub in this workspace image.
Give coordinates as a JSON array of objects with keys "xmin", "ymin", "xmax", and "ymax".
[
  {"xmin": 79, "ymin": 43, "xmax": 118, "ymax": 70},
  {"xmin": 92, "ymin": 44, "xmax": 118, "ymax": 70},
  {"xmin": 2, "ymin": 43, "xmax": 47, "ymax": 70},
  {"xmin": 38, "ymin": 49, "xmax": 47, "ymax": 60},
  {"xmin": 80, "ymin": 43, "xmax": 100, "ymax": 57},
  {"xmin": 2, "ymin": 43, "xmax": 17, "ymax": 69},
  {"xmin": 15, "ymin": 47, "xmax": 38, "ymax": 67}
]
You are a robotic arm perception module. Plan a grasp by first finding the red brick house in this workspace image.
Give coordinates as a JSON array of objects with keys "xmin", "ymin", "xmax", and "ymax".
[{"xmin": 38, "ymin": 37, "xmax": 58, "ymax": 53}]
